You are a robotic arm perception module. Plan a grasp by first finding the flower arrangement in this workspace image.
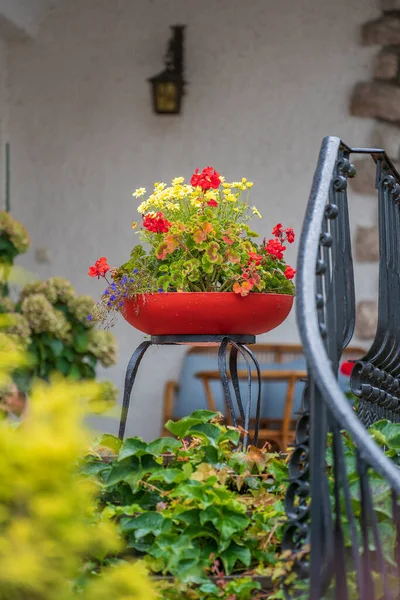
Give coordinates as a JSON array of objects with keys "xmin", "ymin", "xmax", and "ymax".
[{"xmin": 89, "ymin": 167, "xmax": 296, "ymax": 324}]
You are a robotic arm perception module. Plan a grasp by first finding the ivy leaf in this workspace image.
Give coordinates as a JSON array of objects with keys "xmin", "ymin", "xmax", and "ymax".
[
  {"xmin": 121, "ymin": 512, "xmax": 164, "ymax": 538},
  {"xmin": 118, "ymin": 438, "xmax": 148, "ymax": 461},
  {"xmin": 369, "ymin": 421, "xmax": 400, "ymax": 450},
  {"xmin": 98, "ymin": 434, "xmax": 122, "ymax": 452},
  {"xmin": 148, "ymin": 464, "xmax": 192, "ymax": 484},
  {"xmin": 146, "ymin": 437, "xmax": 182, "ymax": 456},
  {"xmin": 220, "ymin": 542, "xmax": 251, "ymax": 574},
  {"xmin": 165, "ymin": 411, "xmax": 219, "ymax": 439},
  {"xmin": 189, "ymin": 423, "xmax": 221, "ymax": 447},
  {"xmin": 105, "ymin": 463, "xmax": 138, "ymax": 486}
]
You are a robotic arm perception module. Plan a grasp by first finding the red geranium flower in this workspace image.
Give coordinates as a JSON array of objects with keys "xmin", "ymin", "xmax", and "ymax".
[
  {"xmin": 286, "ymin": 228, "xmax": 295, "ymax": 244},
  {"xmin": 265, "ymin": 238, "xmax": 286, "ymax": 260},
  {"xmin": 248, "ymin": 251, "xmax": 263, "ymax": 266},
  {"xmin": 272, "ymin": 223, "xmax": 283, "ymax": 237},
  {"xmin": 340, "ymin": 361, "xmax": 354, "ymax": 377},
  {"xmin": 88, "ymin": 257, "xmax": 110, "ymax": 279},
  {"xmin": 207, "ymin": 199, "xmax": 218, "ymax": 207},
  {"xmin": 190, "ymin": 167, "xmax": 221, "ymax": 190},
  {"xmin": 143, "ymin": 212, "xmax": 172, "ymax": 234},
  {"xmin": 284, "ymin": 265, "xmax": 296, "ymax": 280},
  {"xmin": 271, "ymin": 224, "xmax": 295, "ymax": 244}
]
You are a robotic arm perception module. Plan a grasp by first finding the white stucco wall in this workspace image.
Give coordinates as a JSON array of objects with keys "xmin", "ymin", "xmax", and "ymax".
[
  {"xmin": 6, "ymin": 0, "xmax": 379, "ymax": 439},
  {"xmin": 0, "ymin": 34, "xmax": 8, "ymax": 209}
]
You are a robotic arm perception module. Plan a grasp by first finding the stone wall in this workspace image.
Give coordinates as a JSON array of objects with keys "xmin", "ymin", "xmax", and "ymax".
[{"xmin": 349, "ymin": 0, "xmax": 400, "ymax": 339}]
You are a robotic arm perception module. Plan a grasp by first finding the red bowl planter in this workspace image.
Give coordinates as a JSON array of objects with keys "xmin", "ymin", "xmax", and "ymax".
[{"xmin": 122, "ymin": 292, "xmax": 293, "ymax": 336}]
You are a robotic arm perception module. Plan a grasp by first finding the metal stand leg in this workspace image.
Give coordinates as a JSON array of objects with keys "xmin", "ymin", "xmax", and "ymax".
[
  {"xmin": 217, "ymin": 337, "xmax": 261, "ymax": 450},
  {"xmin": 117, "ymin": 334, "xmax": 259, "ymax": 448},
  {"xmin": 118, "ymin": 340, "xmax": 151, "ymax": 440}
]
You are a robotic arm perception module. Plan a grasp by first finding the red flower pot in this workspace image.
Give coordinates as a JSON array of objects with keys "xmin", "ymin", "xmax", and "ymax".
[{"xmin": 122, "ymin": 292, "xmax": 294, "ymax": 336}]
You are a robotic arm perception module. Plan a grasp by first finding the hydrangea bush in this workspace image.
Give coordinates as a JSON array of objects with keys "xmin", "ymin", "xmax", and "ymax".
[
  {"xmin": 0, "ymin": 276, "xmax": 117, "ymax": 396},
  {"xmin": 89, "ymin": 167, "xmax": 296, "ymax": 325}
]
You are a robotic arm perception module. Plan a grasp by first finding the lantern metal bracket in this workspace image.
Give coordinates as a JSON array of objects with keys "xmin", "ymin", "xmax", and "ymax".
[{"xmin": 148, "ymin": 25, "xmax": 186, "ymax": 114}]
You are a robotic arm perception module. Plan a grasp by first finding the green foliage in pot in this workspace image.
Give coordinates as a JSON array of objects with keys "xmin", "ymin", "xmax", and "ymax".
[{"xmin": 83, "ymin": 410, "xmax": 288, "ymax": 599}]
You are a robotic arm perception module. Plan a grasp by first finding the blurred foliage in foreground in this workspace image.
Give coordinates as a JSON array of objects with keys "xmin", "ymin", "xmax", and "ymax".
[{"xmin": 0, "ymin": 331, "xmax": 157, "ymax": 600}]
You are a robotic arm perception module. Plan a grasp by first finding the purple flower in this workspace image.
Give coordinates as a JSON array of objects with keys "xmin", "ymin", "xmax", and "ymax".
[
  {"xmin": 121, "ymin": 276, "xmax": 128, "ymax": 284},
  {"xmin": 119, "ymin": 301, "xmax": 124, "ymax": 306},
  {"xmin": 86, "ymin": 315, "xmax": 92, "ymax": 321},
  {"xmin": 133, "ymin": 268, "xmax": 139, "ymax": 274},
  {"xmin": 107, "ymin": 301, "xmax": 111, "ymax": 307},
  {"xmin": 111, "ymin": 283, "xmax": 117, "ymax": 291},
  {"xmin": 158, "ymin": 288, "xmax": 163, "ymax": 293},
  {"xmin": 110, "ymin": 294, "xmax": 116, "ymax": 301},
  {"xmin": 129, "ymin": 278, "xmax": 135, "ymax": 283},
  {"xmin": 103, "ymin": 289, "xmax": 109, "ymax": 295}
]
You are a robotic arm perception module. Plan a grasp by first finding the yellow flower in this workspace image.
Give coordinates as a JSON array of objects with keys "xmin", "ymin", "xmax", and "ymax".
[
  {"xmin": 233, "ymin": 207, "xmax": 239, "ymax": 212},
  {"xmin": 246, "ymin": 181, "xmax": 254, "ymax": 188},
  {"xmin": 225, "ymin": 193, "xmax": 237, "ymax": 202},
  {"xmin": 172, "ymin": 177, "xmax": 184, "ymax": 185},
  {"xmin": 252, "ymin": 207, "xmax": 262, "ymax": 219},
  {"xmin": 241, "ymin": 177, "xmax": 247, "ymax": 184},
  {"xmin": 223, "ymin": 188, "xmax": 232, "ymax": 196},
  {"xmin": 222, "ymin": 182, "xmax": 231, "ymax": 189},
  {"xmin": 154, "ymin": 182, "xmax": 166, "ymax": 192},
  {"xmin": 132, "ymin": 187, "xmax": 146, "ymax": 198},
  {"xmin": 219, "ymin": 176, "xmax": 225, "ymax": 183},
  {"xmin": 131, "ymin": 221, "xmax": 138, "ymax": 230}
]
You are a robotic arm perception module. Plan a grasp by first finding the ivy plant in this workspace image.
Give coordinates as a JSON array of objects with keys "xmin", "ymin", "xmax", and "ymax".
[{"xmin": 83, "ymin": 410, "xmax": 288, "ymax": 599}]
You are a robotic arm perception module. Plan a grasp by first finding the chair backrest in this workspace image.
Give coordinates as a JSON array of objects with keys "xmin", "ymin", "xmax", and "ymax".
[{"xmin": 172, "ymin": 342, "xmax": 365, "ymax": 419}]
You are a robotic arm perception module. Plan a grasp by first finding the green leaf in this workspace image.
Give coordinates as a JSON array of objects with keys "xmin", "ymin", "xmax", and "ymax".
[
  {"xmin": 220, "ymin": 542, "xmax": 251, "ymax": 574},
  {"xmin": 118, "ymin": 438, "xmax": 148, "ymax": 460},
  {"xmin": 69, "ymin": 363, "xmax": 81, "ymax": 380},
  {"xmin": 48, "ymin": 338, "xmax": 64, "ymax": 357},
  {"xmin": 146, "ymin": 437, "xmax": 182, "ymax": 456},
  {"xmin": 200, "ymin": 507, "xmax": 249, "ymax": 539},
  {"xmin": 369, "ymin": 420, "xmax": 400, "ymax": 450},
  {"xmin": 74, "ymin": 331, "xmax": 89, "ymax": 353},
  {"xmin": 148, "ymin": 464, "xmax": 192, "ymax": 484},
  {"xmin": 105, "ymin": 463, "xmax": 138, "ymax": 486},
  {"xmin": 55, "ymin": 357, "xmax": 70, "ymax": 375},
  {"xmin": 122, "ymin": 512, "xmax": 164, "ymax": 538},
  {"xmin": 189, "ymin": 423, "xmax": 221, "ymax": 446},
  {"xmin": 165, "ymin": 411, "xmax": 219, "ymax": 439},
  {"xmin": 98, "ymin": 434, "xmax": 122, "ymax": 452}
]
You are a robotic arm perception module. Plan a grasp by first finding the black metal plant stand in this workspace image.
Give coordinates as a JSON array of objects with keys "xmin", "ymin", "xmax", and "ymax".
[{"xmin": 118, "ymin": 334, "xmax": 262, "ymax": 449}]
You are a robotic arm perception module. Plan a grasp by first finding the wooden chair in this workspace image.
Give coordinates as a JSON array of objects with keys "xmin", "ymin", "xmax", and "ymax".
[{"xmin": 162, "ymin": 343, "xmax": 365, "ymax": 450}]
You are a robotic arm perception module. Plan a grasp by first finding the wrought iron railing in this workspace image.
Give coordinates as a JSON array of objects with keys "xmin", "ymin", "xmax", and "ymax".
[{"xmin": 283, "ymin": 137, "xmax": 400, "ymax": 599}]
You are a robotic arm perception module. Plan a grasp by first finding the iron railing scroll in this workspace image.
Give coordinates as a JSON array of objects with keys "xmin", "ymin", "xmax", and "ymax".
[{"xmin": 283, "ymin": 137, "xmax": 400, "ymax": 599}]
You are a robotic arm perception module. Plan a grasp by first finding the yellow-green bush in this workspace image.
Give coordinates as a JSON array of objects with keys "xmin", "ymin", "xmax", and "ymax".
[{"xmin": 0, "ymin": 332, "xmax": 157, "ymax": 600}]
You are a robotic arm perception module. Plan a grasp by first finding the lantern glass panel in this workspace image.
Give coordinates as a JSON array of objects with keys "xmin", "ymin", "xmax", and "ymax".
[{"xmin": 154, "ymin": 81, "xmax": 178, "ymax": 113}]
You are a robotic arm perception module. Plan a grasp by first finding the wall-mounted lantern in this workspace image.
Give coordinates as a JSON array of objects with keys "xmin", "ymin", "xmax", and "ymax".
[{"xmin": 148, "ymin": 25, "xmax": 186, "ymax": 115}]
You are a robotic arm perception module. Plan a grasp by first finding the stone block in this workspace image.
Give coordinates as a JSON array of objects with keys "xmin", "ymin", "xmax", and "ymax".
[
  {"xmin": 355, "ymin": 300, "xmax": 378, "ymax": 340},
  {"xmin": 350, "ymin": 81, "xmax": 400, "ymax": 122},
  {"xmin": 362, "ymin": 16, "xmax": 400, "ymax": 46},
  {"xmin": 371, "ymin": 121, "xmax": 400, "ymax": 159},
  {"xmin": 373, "ymin": 50, "xmax": 399, "ymax": 80},
  {"xmin": 348, "ymin": 158, "xmax": 376, "ymax": 194},
  {"xmin": 355, "ymin": 226, "xmax": 379, "ymax": 262},
  {"xmin": 381, "ymin": 0, "xmax": 400, "ymax": 10}
]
